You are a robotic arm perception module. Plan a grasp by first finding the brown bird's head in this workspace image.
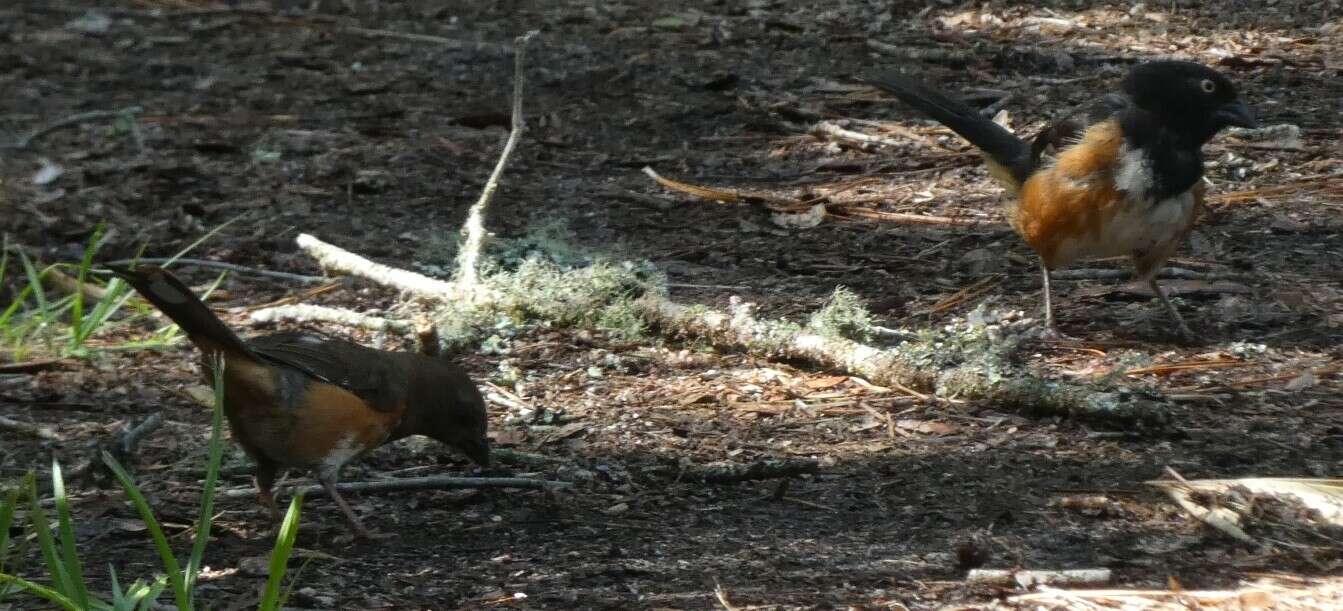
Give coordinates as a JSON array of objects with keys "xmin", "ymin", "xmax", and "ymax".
[
  {"xmin": 408, "ymin": 358, "xmax": 492, "ymax": 468},
  {"xmin": 1122, "ymin": 60, "xmax": 1256, "ymax": 144}
]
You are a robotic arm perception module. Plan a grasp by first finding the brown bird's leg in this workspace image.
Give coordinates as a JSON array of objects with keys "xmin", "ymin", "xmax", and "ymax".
[
  {"xmin": 1037, "ymin": 260, "xmax": 1070, "ymax": 340},
  {"xmin": 319, "ymin": 475, "xmax": 378, "ymax": 539},
  {"xmin": 1148, "ymin": 277, "xmax": 1194, "ymax": 341},
  {"xmin": 254, "ymin": 459, "xmax": 282, "ymax": 524}
]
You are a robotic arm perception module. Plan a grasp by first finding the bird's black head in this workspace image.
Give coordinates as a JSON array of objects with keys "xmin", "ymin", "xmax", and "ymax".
[
  {"xmin": 406, "ymin": 358, "xmax": 492, "ymax": 468},
  {"xmin": 1122, "ymin": 60, "xmax": 1256, "ymax": 144}
]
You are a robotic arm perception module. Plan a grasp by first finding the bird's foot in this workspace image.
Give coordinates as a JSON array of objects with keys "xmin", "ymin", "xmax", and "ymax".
[{"xmin": 1038, "ymin": 325, "xmax": 1077, "ymax": 342}]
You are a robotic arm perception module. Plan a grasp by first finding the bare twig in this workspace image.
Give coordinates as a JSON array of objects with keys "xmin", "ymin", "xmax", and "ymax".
[
  {"xmin": 642, "ymin": 166, "xmax": 809, "ymax": 211},
  {"xmin": 967, "ymin": 568, "xmax": 1112, "ymax": 587},
  {"xmin": 46, "ymin": 266, "xmax": 111, "ymax": 301},
  {"xmin": 0, "ymin": 415, "xmax": 61, "ymax": 441},
  {"xmin": 219, "ymin": 475, "xmax": 570, "ymax": 498},
  {"xmin": 103, "ymin": 258, "xmax": 327, "ymax": 284},
  {"xmin": 455, "ymin": 30, "xmax": 539, "ymax": 295},
  {"xmin": 341, "ymin": 26, "xmax": 513, "ymax": 55},
  {"xmin": 865, "ymin": 39, "xmax": 970, "ymax": 64},
  {"xmin": 115, "ymin": 412, "xmax": 163, "ymax": 457},
  {"xmin": 249, "ymin": 304, "xmax": 413, "ymax": 333},
  {"xmin": 812, "ymin": 120, "xmax": 909, "ymax": 151},
  {"xmin": 673, "ymin": 459, "xmax": 820, "ymax": 483},
  {"xmin": 296, "ymin": 233, "xmax": 459, "ymax": 297},
  {"xmin": 1052, "ymin": 267, "xmax": 1244, "ymax": 281},
  {"xmin": 73, "ymin": 412, "xmax": 166, "ymax": 486},
  {"xmin": 0, "ymin": 359, "xmax": 71, "ymax": 374},
  {"xmin": 829, "ymin": 208, "xmax": 1002, "ymax": 228},
  {"xmin": 3, "ymin": 106, "xmax": 143, "ymax": 151},
  {"xmin": 713, "ymin": 579, "xmax": 741, "ymax": 611}
]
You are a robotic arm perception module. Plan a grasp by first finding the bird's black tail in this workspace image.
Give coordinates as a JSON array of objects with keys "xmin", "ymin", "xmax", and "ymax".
[
  {"xmin": 103, "ymin": 263, "xmax": 254, "ymax": 359},
  {"xmin": 865, "ymin": 73, "xmax": 1034, "ymax": 188}
]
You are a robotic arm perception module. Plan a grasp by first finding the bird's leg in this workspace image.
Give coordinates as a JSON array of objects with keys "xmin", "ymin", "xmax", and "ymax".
[
  {"xmin": 254, "ymin": 460, "xmax": 282, "ymax": 524},
  {"xmin": 319, "ymin": 476, "xmax": 391, "ymax": 540},
  {"xmin": 1148, "ymin": 277, "xmax": 1194, "ymax": 341},
  {"xmin": 1037, "ymin": 260, "xmax": 1071, "ymax": 340}
]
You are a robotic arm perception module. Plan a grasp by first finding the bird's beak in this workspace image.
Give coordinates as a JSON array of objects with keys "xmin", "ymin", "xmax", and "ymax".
[{"xmin": 1215, "ymin": 100, "xmax": 1256, "ymax": 129}]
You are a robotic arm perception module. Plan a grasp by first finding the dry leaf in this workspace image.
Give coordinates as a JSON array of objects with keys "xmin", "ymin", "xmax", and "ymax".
[
  {"xmin": 896, "ymin": 419, "xmax": 958, "ymax": 436},
  {"xmin": 804, "ymin": 375, "xmax": 848, "ymax": 390}
]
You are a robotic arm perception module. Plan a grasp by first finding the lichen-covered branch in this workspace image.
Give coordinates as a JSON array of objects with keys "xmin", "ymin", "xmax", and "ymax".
[
  {"xmin": 0, "ymin": 415, "xmax": 61, "ymax": 441},
  {"xmin": 296, "ymin": 233, "xmax": 459, "ymax": 298},
  {"xmin": 636, "ymin": 294, "xmax": 1170, "ymax": 428},
  {"xmin": 249, "ymin": 304, "xmax": 413, "ymax": 333}
]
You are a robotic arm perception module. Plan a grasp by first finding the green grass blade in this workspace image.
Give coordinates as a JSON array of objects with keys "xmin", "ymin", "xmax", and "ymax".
[
  {"xmin": 18, "ymin": 251, "xmax": 50, "ymax": 320},
  {"xmin": 101, "ymin": 452, "xmax": 189, "ymax": 610},
  {"xmin": 135, "ymin": 577, "xmax": 168, "ymax": 611},
  {"xmin": 0, "ymin": 574, "xmax": 82, "ymax": 611},
  {"xmin": 69, "ymin": 222, "xmax": 107, "ymax": 342},
  {"xmin": 0, "ymin": 482, "xmax": 24, "ymax": 601},
  {"xmin": 279, "ymin": 557, "xmax": 314, "ymax": 608},
  {"xmin": 0, "ymin": 483, "xmax": 21, "ymax": 570},
  {"xmin": 161, "ymin": 216, "xmax": 240, "ymax": 268},
  {"xmin": 50, "ymin": 461, "xmax": 91, "ymax": 609},
  {"xmin": 77, "ymin": 276, "xmax": 136, "ymax": 346},
  {"xmin": 184, "ymin": 356, "xmax": 226, "ymax": 606},
  {"xmin": 25, "ymin": 473, "xmax": 74, "ymax": 598},
  {"xmin": 0, "ymin": 238, "xmax": 9, "ymax": 297},
  {"xmin": 258, "ymin": 493, "xmax": 303, "ymax": 611},
  {"xmin": 0, "ymin": 280, "xmax": 33, "ymax": 330},
  {"xmin": 108, "ymin": 564, "xmax": 125, "ymax": 610}
]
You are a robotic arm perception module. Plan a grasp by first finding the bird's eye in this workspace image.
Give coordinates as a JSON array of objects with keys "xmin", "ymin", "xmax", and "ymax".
[{"xmin": 1199, "ymin": 79, "xmax": 1216, "ymax": 93}]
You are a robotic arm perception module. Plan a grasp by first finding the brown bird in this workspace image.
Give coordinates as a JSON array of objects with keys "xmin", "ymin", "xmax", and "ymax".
[
  {"xmin": 106, "ymin": 263, "xmax": 490, "ymax": 538},
  {"xmin": 866, "ymin": 61, "xmax": 1255, "ymax": 339}
]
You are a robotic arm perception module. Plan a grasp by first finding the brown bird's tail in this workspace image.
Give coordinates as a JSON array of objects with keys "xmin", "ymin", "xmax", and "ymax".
[
  {"xmin": 864, "ymin": 73, "xmax": 1035, "ymax": 190},
  {"xmin": 104, "ymin": 263, "xmax": 253, "ymax": 358}
]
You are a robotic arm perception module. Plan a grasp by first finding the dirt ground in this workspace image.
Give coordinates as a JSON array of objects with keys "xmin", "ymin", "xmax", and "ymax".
[{"xmin": 3, "ymin": 1, "xmax": 1343, "ymax": 609}]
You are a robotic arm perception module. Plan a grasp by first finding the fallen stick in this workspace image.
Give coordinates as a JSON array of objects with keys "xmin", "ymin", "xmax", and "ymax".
[
  {"xmin": 865, "ymin": 39, "xmax": 970, "ymax": 65},
  {"xmin": 642, "ymin": 166, "xmax": 808, "ymax": 211},
  {"xmin": 671, "ymin": 459, "xmax": 820, "ymax": 483},
  {"xmin": 249, "ymin": 304, "xmax": 413, "ymax": 333},
  {"xmin": 812, "ymin": 120, "xmax": 909, "ymax": 151},
  {"xmin": 45, "ymin": 266, "xmax": 111, "ymax": 302},
  {"xmin": 103, "ymin": 257, "xmax": 327, "ymax": 284},
  {"xmin": 0, "ymin": 415, "xmax": 61, "ymax": 441},
  {"xmin": 218, "ymin": 475, "xmax": 570, "ymax": 498},
  {"xmin": 967, "ymin": 568, "xmax": 1112, "ymax": 587},
  {"xmin": 296, "ymin": 233, "xmax": 459, "ymax": 298},
  {"xmin": 73, "ymin": 413, "xmax": 165, "ymax": 486},
  {"xmin": 1052, "ymin": 267, "xmax": 1244, "ymax": 281},
  {"xmin": 0, "ymin": 359, "xmax": 70, "ymax": 374},
  {"xmin": 456, "ymin": 30, "xmax": 538, "ymax": 294},
  {"xmin": 341, "ymin": 26, "xmax": 513, "ymax": 56},
  {"xmin": 2, "ymin": 106, "xmax": 143, "ymax": 150},
  {"xmin": 114, "ymin": 412, "xmax": 163, "ymax": 458},
  {"xmin": 830, "ymin": 208, "xmax": 1001, "ymax": 228},
  {"xmin": 636, "ymin": 295, "xmax": 1170, "ymax": 427}
]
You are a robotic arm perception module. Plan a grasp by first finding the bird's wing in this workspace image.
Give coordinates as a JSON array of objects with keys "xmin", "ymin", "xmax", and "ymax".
[
  {"xmin": 247, "ymin": 332, "xmax": 407, "ymax": 412},
  {"xmin": 1030, "ymin": 93, "xmax": 1131, "ymax": 166}
]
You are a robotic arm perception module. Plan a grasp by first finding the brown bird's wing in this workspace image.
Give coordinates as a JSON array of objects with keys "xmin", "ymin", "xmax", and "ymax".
[
  {"xmin": 246, "ymin": 332, "xmax": 409, "ymax": 412},
  {"xmin": 1030, "ymin": 93, "xmax": 1131, "ymax": 167}
]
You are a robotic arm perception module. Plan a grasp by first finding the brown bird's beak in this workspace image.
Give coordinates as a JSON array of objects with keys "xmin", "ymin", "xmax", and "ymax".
[
  {"xmin": 1215, "ymin": 99, "xmax": 1256, "ymax": 129},
  {"xmin": 460, "ymin": 437, "xmax": 491, "ymax": 468}
]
